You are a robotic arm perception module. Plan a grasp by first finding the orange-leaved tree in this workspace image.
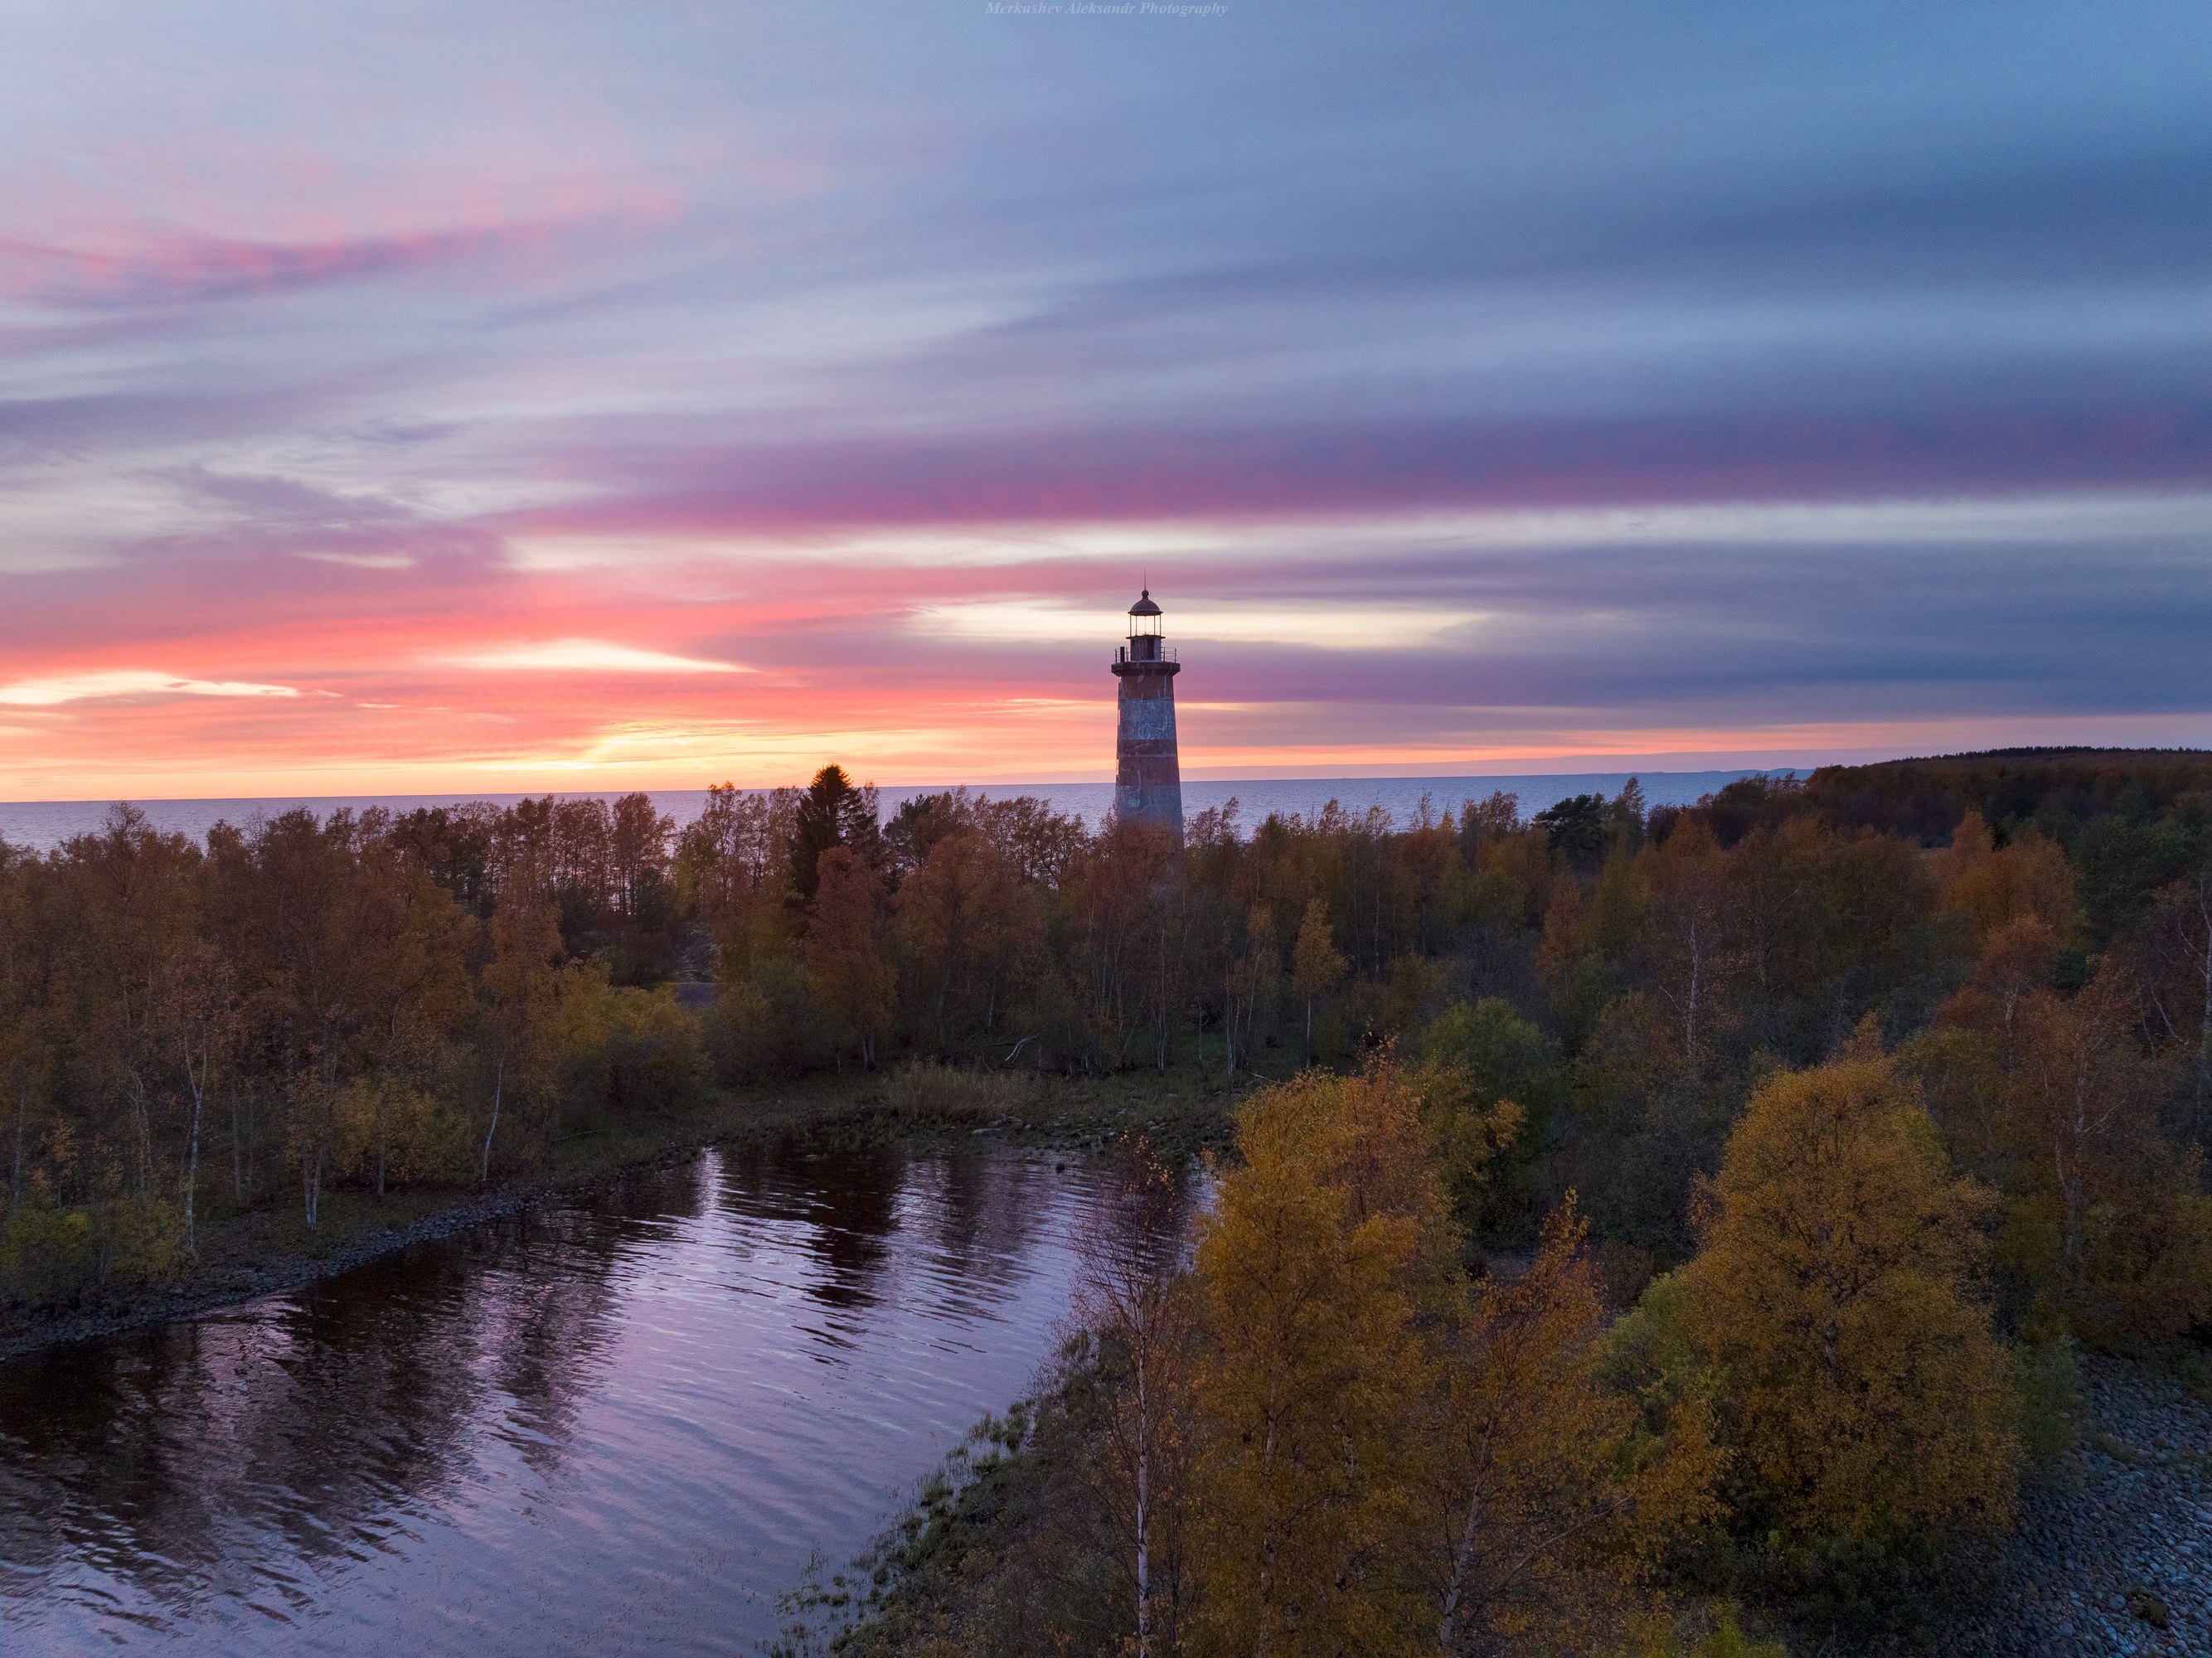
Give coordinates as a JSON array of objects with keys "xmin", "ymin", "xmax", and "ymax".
[
  {"xmin": 894, "ymin": 827, "xmax": 1030, "ymax": 1045},
  {"xmin": 1427, "ymin": 1200, "xmax": 1722, "ymax": 1656},
  {"xmin": 1934, "ymin": 811, "xmax": 2077, "ymax": 947},
  {"xmin": 805, "ymin": 846, "xmax": 893, "ymax": 1069},
  {"xmin": 1915, "ymin": 952, "xmax": 2212, "ymax": 1341}
]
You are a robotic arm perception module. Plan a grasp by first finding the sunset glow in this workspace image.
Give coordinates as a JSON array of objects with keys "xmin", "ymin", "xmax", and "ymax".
[{"xmin": 6, "ymin": 2, "xmax": 2210, "ymax": 800}]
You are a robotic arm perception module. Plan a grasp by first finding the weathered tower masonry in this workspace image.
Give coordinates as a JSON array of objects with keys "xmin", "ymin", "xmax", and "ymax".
[{"xmin": 1111, "ymin": 589, "xmax": 1184, "ymax": 839}]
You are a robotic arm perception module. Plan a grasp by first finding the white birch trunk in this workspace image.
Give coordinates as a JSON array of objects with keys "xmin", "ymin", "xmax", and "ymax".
[{"xmin": 481, "ymin": 1056, "xmax": 503, "ymax": 1185}]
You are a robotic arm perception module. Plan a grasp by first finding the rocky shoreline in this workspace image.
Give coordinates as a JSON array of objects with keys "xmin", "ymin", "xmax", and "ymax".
[{"xmin": 1952, "ymin": 1356, "xmax": 2212, "ymax": 1657}]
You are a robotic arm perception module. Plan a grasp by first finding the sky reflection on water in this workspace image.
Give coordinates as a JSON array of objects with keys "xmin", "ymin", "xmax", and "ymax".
[{"xmin": 0, "ymin": 1139, "xmax": 1164, "ymax": 1655}]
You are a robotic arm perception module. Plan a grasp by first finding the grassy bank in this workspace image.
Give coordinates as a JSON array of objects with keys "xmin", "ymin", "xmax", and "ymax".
[{"xmin": 0, "ymin": 1054, "xmax": 1244, "ymax": 1362}]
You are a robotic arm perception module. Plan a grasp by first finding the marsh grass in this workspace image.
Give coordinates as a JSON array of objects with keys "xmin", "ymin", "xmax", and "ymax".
[{"xmin": 879, "ymin": 1060, "xmax": 1038, "ymax": 1123}]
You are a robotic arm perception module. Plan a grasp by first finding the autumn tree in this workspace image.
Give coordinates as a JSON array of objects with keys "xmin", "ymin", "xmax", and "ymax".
[
  {"xmin": 1903, "ymin": 914, "xmax": 2062, "ymax": 1182},
  {"xmin": 56, "ymin": 806, "xmax": 201, "ymax": 1206},
  {"xmin": 677, "ymin": 784, "xmax": 771, "ymax": 917},
  {"xmin": 1935, "ymin": 811, "xmax": 2077, "ymax": 945},
  {"xmin": 245, "ymin": 809, "xmax": 382, "ymax": 1225},
  {"xmin": 155, "ymin": 941, "xmax": 237, "ymax": 1252},
  {"xmin": 1288, "ymin": 896, "xmax": 1348, "ymax": 1063},
  {"xmin": 478, "ymin": 899, "xmax": 568, "ymax": 1182},
  {"xmin": 1457, "ymin": 790, "xmax": 1523, "ymax": 863},
  {"xmin": 806, "ymin": 846, "xmax": 894, "ymax": 1069},
  {"xmin": 1670, "ymin": 1046, "xmax": 2020, "ymax": 1542},
  {"xmin": 1536, "ymin": 880, "xmax": 1597, "ymax": 1045},
  {"xmin": 895, "ymin": 828, "xmax": 1026, "ymax": 1045},
  {"xmin": 609, "ymin": 792, "xmax": 674, "ymax": 919},
  {"xmin": 2138, "ymin": 858, "xmax": 2212, "ymax": 1137},
  {"xmin": 1427, "ymin": 1203, "xmax": 1720, "ymax": 1656},
  {"xmin": 1915, "ymin": 954, "xmax": 2212, "ymax": 1340},
  {"xmin": 1640, "ymin": 817, "xmax": 1738, "ymax": 1066},
  {"xmin": 1070, "ymin": 1144, "xmax": 1195, "ymax": 1658},
  {"xmin": 1725, "ymin": 816, "xmax": 1937, "ymax": 1063},
  {"xmin": 0, "ymin": 844, "xmax": 54, "ymax": 1218},
  {"xmin": 676, "ymin": 783, "xmax": 803, "ymax": 1014},
  {"xmin": 1186, "ymin": 1058, "xmax": 1450, "ymax": 1656},
  {"xmin": 1223, "ymin": 904, "xmax": 1280, "ymax": 1078},
  {"xmin": 347, "ymin": 836, "xmax": 474, "ymax": 1195},
  {"xmin": 1066, "ymin": 818, "xmax": 1186, "ymax": 1071}
]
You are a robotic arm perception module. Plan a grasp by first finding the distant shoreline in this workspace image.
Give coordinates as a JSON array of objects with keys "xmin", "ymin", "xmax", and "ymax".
[
  {"xmin": 0, "ymin": 768, "xmax": 1783, "ymax": 851},
  {"xmin": 0, "ymin": 765, "xmax": 1806, "ymax": 808}
]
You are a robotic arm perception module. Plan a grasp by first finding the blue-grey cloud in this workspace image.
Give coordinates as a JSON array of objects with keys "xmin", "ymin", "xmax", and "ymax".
[{"xmin": 3, "ymin": 0, "xmax": 2211, "ymax": 788}]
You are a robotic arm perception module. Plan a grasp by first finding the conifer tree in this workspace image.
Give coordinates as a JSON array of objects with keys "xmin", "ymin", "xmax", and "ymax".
[{"xmin": 787, "ymin": 764, "xmax": 884, "ymax": 902}]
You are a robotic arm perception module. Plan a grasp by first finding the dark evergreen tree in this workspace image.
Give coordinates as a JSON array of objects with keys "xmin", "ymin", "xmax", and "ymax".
[{"xmin": 787, "ymin": 764, "xmax": 884, "ymax": 901}]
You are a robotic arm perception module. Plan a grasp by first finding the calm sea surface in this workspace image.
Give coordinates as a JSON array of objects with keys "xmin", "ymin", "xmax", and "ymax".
[
  {"xmin": 0, "ymin": 1140, "xmax": 1184, "ymax": 1655},
  {"xmin": 0, "ymin": 771, "xmax": 1780, "ymax": 851}
]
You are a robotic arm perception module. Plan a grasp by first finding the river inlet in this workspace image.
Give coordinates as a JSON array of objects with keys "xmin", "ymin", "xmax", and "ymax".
[{"xmin": 0, "ymin": 1140, "xmax": 1168, "ymax": 1655}]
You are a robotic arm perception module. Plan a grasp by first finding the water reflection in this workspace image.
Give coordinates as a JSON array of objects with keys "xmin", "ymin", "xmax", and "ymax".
[{"xmin": 0, "ymin": 1140, "xmax": 1143, "ymax": 1655}]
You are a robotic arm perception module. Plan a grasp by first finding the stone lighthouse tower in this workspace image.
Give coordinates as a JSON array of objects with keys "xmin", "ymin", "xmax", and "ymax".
[{"xmin": 1111, "ymin": 589, "xmax": 1184, "ymax": 838}]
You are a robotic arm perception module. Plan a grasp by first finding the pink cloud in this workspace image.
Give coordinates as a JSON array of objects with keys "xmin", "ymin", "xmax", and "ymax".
[{"xmin": 0, "ymin": 211, "xmax": 667, "ymax": 306}]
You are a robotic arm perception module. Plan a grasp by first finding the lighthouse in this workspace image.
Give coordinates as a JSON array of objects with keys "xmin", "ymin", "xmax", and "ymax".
[{"xmin": 1111, "ymin": 589, "xmax": 1184, "ymax": 839}]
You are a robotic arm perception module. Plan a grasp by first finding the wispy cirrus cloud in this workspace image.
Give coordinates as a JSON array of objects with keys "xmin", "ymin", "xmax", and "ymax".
[
  {"xmin": 441, "ymin": 640, "xmax": 750, "ymax": 675},
  {"xmin": 0, "ymin": 671, "xmax": 303, "ymax": 707},
  {"xmin": 1, "ymin": 0, "xmax": 2210, "ymax": 798},
  {"xmin": 0, "ymin": 220, "xmax": 595, "ymax": 308},
  {"xmin": 919, "ymin": 599, "xmax": 1490, "ymax": 652}
]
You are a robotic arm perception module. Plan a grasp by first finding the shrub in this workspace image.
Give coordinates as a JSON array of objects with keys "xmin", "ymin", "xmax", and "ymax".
[
  {"xmin": 602, "ymin": 987, "xmax": 708, "ymax": 1115},
  {"xmin": 0, "ymin": 1203, "xmax": 96, "ymax": 1307}
]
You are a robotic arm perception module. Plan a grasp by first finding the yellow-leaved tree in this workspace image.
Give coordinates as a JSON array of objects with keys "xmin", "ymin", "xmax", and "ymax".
[
  {"xmin": 1186, "ymin": 1057, "xmax": 1450, "ymax": 1657},
  {"xmin": 1288, "ymin": 897, "xmax": 1348, "ymax": 1064},
  {"xmin": 1672, "ymin": 1045, "xmax": 2020, "ymax": 1541}
]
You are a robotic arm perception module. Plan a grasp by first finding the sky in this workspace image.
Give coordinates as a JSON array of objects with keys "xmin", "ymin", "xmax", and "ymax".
[{"xmin": 3, "ymin": 0, "xmax": 2210, "ymax": 800}]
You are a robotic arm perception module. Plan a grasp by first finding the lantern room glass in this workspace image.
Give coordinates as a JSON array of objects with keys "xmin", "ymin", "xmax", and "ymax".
[{"xmin": 1126, "ymin": 590, "xmax": 1165, "ymax": 661}]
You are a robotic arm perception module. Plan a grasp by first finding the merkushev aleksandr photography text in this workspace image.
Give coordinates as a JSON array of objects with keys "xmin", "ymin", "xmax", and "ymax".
[{"xmin": 985, "ymin": 2, "xmax": 1228, "ymax": 14}]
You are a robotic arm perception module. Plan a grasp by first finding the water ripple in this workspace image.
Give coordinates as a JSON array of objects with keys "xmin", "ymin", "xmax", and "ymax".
[{"xmin": 0, "ymin": 1141, "xmax": 1162, "ymax": 1656}]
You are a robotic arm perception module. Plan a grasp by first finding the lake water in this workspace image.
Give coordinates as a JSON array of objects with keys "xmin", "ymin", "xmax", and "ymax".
[
  {"xmin": 0, "ymin": 1140, "xmax": 1178, "ymax": 1655},
  {"xmin": 0, "ymin": 770, "xmax": 1783, "ymax": 851}
]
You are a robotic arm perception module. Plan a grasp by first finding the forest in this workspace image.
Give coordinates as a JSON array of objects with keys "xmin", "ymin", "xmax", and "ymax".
[
  {"xmin": 777, "ymin": 747, "xmax": 2208, "ymax": 1655},
  {"xmin": 4, "ymin": 749, "xmax": 2211, "ymax": 1646}
]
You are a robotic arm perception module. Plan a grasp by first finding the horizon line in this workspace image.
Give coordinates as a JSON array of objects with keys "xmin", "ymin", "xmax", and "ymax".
[{"xmin": 13, "ymin": 745, "xmax": 2209, "ymax": 810}]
